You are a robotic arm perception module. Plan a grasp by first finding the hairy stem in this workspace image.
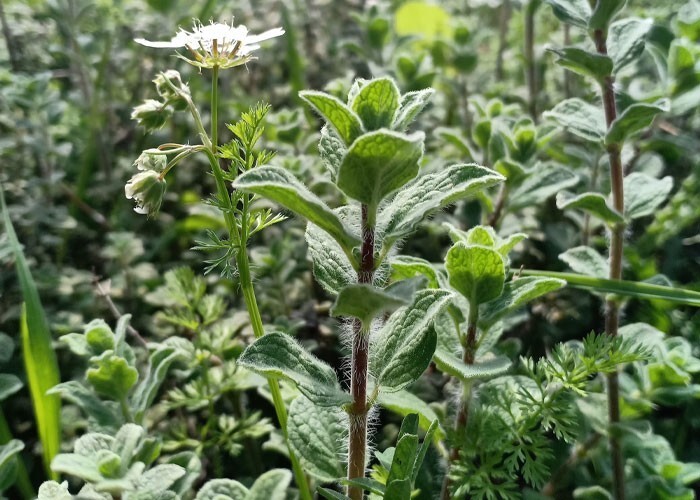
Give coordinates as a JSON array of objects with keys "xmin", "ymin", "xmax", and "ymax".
[
  {"xmin": 347, "ymin": 204, "xmax": 376, "ymax": 500},
  {"xmin": 593, "ymin": 28, "xmax": 626, "ymax": 500}
]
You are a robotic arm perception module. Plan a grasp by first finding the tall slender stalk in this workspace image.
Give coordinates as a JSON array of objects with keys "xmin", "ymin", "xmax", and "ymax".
[
  {"xmin": 347, "ymin": 203, "xmax": 376, "ymax": 500},
  {"xmin": 593, "ymin": 29, "xmax": 626, "ymax": 500},
  {"xmin": 524, "ymin": 0, "xmax": 539, "ymax": 122},
  {"xmin": 207, "ymin": 67, "xmax": 313, "ymax": 500}
]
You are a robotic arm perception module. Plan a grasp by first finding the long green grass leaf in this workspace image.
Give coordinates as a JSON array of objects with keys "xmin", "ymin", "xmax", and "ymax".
[
  {"xmin": 1, "ymin": 186, "xmax": 61, "ymax": 480},
  {"xmin": 520, "ymin": 269, "xmax": 700, "ymax": 307}
]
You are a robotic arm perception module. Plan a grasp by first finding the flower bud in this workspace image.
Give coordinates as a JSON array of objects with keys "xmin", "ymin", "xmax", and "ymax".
[
  {"xmin": 153, "ymin": 70, "xmax": 190, "ymax": 111},
  {"xmin": 134, "ymin": 152, "xmax": 167, "ymax": 172},
  {"xmin": 131, "ymin": 99, "xmax": 172, "ymax": 131},
  {"xmin": 124, "ymin": 170, "xmax": 166, "ymax": 217}
]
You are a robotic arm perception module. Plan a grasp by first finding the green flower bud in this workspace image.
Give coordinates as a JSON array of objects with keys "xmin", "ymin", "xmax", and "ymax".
[
  {"xmin": 131, "ymin": 99, "xmax": 172, "ymax": 131},
  {"xmin": 134, "ymin": 152, "xmax": 167, "ymax": 172},
  {"xmin": 153, "ymin": 70, "xmax": 189, "ymax": 111},
  {"xmin": 124, "ymin": 170, "xmax": 167, "ymax": 217}
]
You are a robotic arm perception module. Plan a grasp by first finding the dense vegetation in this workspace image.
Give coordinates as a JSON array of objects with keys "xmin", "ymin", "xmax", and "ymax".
[{"xmin": 1, "ymin": 0, "xmax": 700, "ymax": 499}]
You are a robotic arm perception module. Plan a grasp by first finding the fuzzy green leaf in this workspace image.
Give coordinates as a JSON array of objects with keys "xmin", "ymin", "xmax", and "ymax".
[
  {"xmin": 384, "ymin": 479, "xmax": 412, "ymax": 499},
  {"xmin": 379, "ymin": 163, "xmax": 505, "ymax": 246},
  {"xmin": 543, "ymin": 0, "xmax": 591, "ymax": 28},
  {"xmin": 233, "ymin": 166, "xmax": 360, "ymax": 254},
  {"xmin": 556, "ymin": 191, "xmax": 624, "ymax": 224},
  {"xmin": 331, "ymin": 284, "xmax": 407, "ymax": 326},
  {"xmin": 288, "ymin": 396, "xmax": 346, "ymax": 482},
  {"xmin": 391, "ymin": 255, "xmax": 440, "ymax": 289},
  {"xmin": 433, "ymin": 350, "xmax": 511, "ymax": 382},
  {"xmin": 605, "ymin": 103, "xmax": 666, "ymax": 145},
  {"xmin": 559, "ymin": 246, "xmax": 608, "ymax": 278},
  {"xmin": 350, "ymin": 77, "xmax": 401, "ymax": 130},
  {"xmin": 237, "ymin": 332, "xmax": 348, "ymax": 406},
  {"xmin": 195, "ymin": 479, "xmax": 248, "ymax": 499},
  {"xmin": 247, "ymin": 469, "xmax": 292, "ymax": 500},
  {"xmin": 377, "ymin": 390, "xmax": 445, "ymax": 441},
  {"xmin": 87, "ymin": 353, "xmax": 138, "ymax": 400},
  {"xmin": 589, "ymin": 0, "xmax": 626, "ymax": 29},
  {"xmin": 549, "ymin": 47, "xmax": 613, "ymax": 81},
  {"xmin": 319, "ymin": 126, "xmax": 345, "ymax": 180},
  {"xmin": 48, "ymin": 381, "xmax": 121, "ymax": 430},
  {"xmin": 624, "ymin": 173, "xmax": 673, "ymax": 220},
  {"xmin": 544, "ymin": 98, "xmax": 606, "ymax": 142},
  {"xmin": 510, "ymin": 165, "xmax": 579, "ymax": 210},
  {"xmin": 393, "ymin": 88, "xmax": 435, "ymax": 131},
  {"xmin": 131, "ymin": 340, "xmax": 189, "ymax": 422},
  {"xmin": 318, "ymin": 488, "xmax": 350, "ymax": 500},
  {"xmin": 479, "ymin": 276, "xmax": 567, "ymax": 329},
  {"xmin": 387, "ymin": 433, "xmax": 418, "ymax": 484},
  {"xmin": 446, "ymin": 244, "xmax": 506, "ymax": 306},
  {"xmin": 305, "ymin": 221, "xmax": 355, "ymax": 296},
  {"xmin": 299, "ymin": 91, "xmax": 363, "ymax": 145},
  {"xmin": 337, "ymin": 130, "xmax": 424, "ymax": 207},
  {"xmin": 0, "ymin": 374, "xmax": 22, "ymax": 402},
  {"xmin": 609, "ymin": 18, "xmax": 653, "ymax": 74},
  {"xmin": 371, "ymin": 290, "xmax": 452, "ymax": 392}
]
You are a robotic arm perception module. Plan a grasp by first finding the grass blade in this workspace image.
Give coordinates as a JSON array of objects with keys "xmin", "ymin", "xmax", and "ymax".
[
  {"xmin": 1, "ymin": 186, "xmax": 61, "ymax": 480},
  {"xmin": 520, "ymin": 269, "xmax": 700, "ymax": 307}
]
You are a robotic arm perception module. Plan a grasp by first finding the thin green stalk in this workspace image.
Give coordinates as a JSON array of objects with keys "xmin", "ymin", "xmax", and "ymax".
[
  {"xmin": 207, "ymin": 69, "xmax": 312, "ymax": 500},
  {"xmin": 594, "ymin": 26, "xmax": 625, "ymax": 498},
  {"xmin": 518, "ymin": 270, "xmax": 700, "ymax": 307}
]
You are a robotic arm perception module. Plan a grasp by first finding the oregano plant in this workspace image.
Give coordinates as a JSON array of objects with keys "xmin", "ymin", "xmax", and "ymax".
[{"xmin": 234, "ymin": 77, "xmax": 504, "ymax": 498}]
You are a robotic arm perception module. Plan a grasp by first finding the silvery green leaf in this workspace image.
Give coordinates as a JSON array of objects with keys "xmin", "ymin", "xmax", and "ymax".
[
  {"xmin": 509, "ymin": 164, "xmax": 579, "ymax": 210},
  {"xmin": 237, "ymin": 332, "xmax": 348, "ymax": 406},
  {"xmin": 624, "ymin": 173, "xmax": 673, "ymax": 219},
  {"xmin": 38, "ymin": 481, "xmax": 73, "ymax": 500},
  {"xmin": 299, "ymin": 91, "xmax": 363, "ymax": 145},
  {"xmin": 479, "ymin": 277, "xmax": 567, "ymax": 329},
  {"xmin": 233, "ymin": 166, "xmax": 360, "ymax": 254},
  {"xmin": 393, "ymin": 88, "xmax": 435, "ymax": 131},
  {"xmin": 433, "ymin": 349, "xmax": 511, "ymax": 382},
  {"xmin": 557, "ymin": 191, "xmax": 624, "ymax": 225},
  {"xmin": 131, "ymin": 340, "xmax": 189, "ymax": 422},
  {"xmin": 0, "ymin": 374, "xmax": 22, "ymax": 402},
  {"xmin": 331, "ymin": 284, "xmax": 407, "ymax": 326},
  {"xmin": 543, "ymin": 0, "xmax": 591, "ymax": 28},
  {"xmin": 544, "ymin": 99, "xmax": 606, "ymax": 142},
  {"xmin": 390, "ymin": 255, "xmax": 440, "ymax": 289},
  {"xmin": 589, "ymin": 0, "xmax": 626, "ymax": 29},
  {"xmin": 446, "ymin": 244, "xmax": 506, "ymax": 306},
  {"xmin": 609, "ymin": 18, "xmax": 653, "ymax": 74},
  {"xmin": 318, "ymin": 125, "xmax": 345, "ymax": 180},
  {"xmin": 51, "ymin": 454, "xmax": 102, "ymax": 483},
  {"xmin": 559, "ymin": 246, "xmax": 608, "ymax": 278},
  {"xmin": 371, "ymin": 290, "xmax": 452, "ymax": 392},
  {"xmin": 549, "ymin": 47, "xmax": 613, "ymax": 81},
  {"xmin": 305, "ymin": 221, "xmax": 355, "ymax": 296},
  {"xmin": 350, "ymin": 77, "xmax": 401, "ymax": 130},
  {"xmin": 247, "ymin": 469, "xmax": 292, "ymax": 500},
  {"xmin": 86, "ymin": 352, "xmax": 138, "ymax": 401},
  {"xmin": 379, "ymin": 163, "xmax": 504, "ymax": 247},
  {"xmin": 195, "ymin": 479, "xmax": 248, "ymax": 500},
  {"xmin": 48, "ymin": 381, "xmax": 121, "ymax": 430},
  {"xmin": 605, "ymin": 102, "xmax": 666, "ymax": 145},
  {"xmin": 377, "ymin": 390, "xmax": 445, "ymax": 440},
  {"xmin": 134, "ymin": 464, "xmax": 185, "ymax": 494},
  {"xmin": 287, "ymin": 396, "xmax": 346, "ymax": 482},
  {"xmin": 337, "ymin": 130, "xmax": 424, "ymax": 207}
]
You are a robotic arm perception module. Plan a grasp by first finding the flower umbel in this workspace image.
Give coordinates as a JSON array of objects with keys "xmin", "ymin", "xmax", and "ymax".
[{"xmin": 135, "ymin": 20, "xmax": 284, "ymax": 70}]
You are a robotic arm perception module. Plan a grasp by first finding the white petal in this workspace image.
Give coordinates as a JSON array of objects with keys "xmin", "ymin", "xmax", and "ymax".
[
  {"xmin": 135, "ymin": 38, "xmax": 182, "ymax": 48},
  {"xmin": 244, "ymin": 28, "xmax": 285, "ymax": 44}
]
